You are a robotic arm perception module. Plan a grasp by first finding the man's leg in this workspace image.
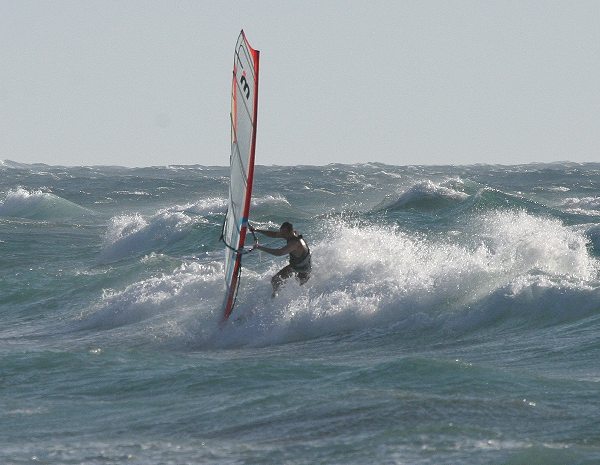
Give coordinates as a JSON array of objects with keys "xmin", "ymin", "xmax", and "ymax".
[
  {"xmin": 271, "ymin": 265, "xmax": 293, "ymax": 297},
  {"xmin": 296, "ymin": 272, "xmax": 310, "ymax": 285}
]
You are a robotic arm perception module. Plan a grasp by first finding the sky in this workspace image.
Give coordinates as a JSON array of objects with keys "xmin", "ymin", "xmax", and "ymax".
[{"xmin": 1, "ymin": 0, "xmax": 599, "ymax": 167}]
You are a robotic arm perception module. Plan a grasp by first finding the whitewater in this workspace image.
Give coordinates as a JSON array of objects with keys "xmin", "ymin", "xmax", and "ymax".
[{"xmin": 1, "ymin": 161, "xmax": 600, "ymax": 464}]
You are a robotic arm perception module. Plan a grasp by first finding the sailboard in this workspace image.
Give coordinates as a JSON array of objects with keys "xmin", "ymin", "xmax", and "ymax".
[{"xmin": 220, "ymin": 30, "xmax": 260, "ymax": 321}]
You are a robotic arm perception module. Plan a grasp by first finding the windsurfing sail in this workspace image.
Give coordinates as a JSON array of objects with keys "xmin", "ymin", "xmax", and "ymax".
[{"xmin": 220, "ymin": 30, "xmax": 260, "ymax": 321}]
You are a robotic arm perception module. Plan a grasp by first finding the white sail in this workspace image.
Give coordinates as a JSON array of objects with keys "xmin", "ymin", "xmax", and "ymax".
[{"xmin": 221, "ymin": 30, "xmax": 260, "ymax": 321}]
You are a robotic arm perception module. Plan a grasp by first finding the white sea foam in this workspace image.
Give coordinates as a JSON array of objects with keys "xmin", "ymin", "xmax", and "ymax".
[
  {"xmin": 167, "ymin": 194, "xmax": 289, "ymax": 217},
  {"xmin": 171, "ymin": 197, "xmax": 227, "ymax": 216},
  {"xmin": 476, "ymin": 210, "xmax": 595, "ymax": 279},
  {"xmin": 83, "ymin": 209, "xmax": 600, "ymax": 349},
  {"xmin": 252, "ymin": 194, "xmax": 290, "ymax": 207},
  {"xmin": 561, "ymin": 196, "xmax": 600, "ymax": 215},
  {"xmin": 228, "ymin": 211, "xmax": 597, "ymax": 346},
  {"xmin": 76, "ymin": 261, "xmax": 223, "ymax": 342},
  {"xmin": 98, "ymin": 210, "xmax": 194, "ymax": 263},
  {"xmin": 376, "ymin": 170, "xmax": 403, "ymax": 179},
  {"xmin": 112, "ymin": 190, "xmax": 153, "ymax": 196}
]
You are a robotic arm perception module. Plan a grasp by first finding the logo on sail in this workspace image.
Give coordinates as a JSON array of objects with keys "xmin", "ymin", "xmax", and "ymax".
[{"xmin": 240, "ymin": 71, "xmax": 251, "ymax": 100}]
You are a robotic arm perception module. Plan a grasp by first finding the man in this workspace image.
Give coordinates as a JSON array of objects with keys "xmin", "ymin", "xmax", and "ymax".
[{"xmin": 251, "ymin": 222, "xmax": 311, "ymax": 296}]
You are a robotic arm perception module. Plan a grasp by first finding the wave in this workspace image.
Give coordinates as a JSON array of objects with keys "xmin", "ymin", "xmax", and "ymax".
[
  {"xmin": 78, "ymin": 210, "xmax": 600, "ymax": 350},
  {"xmin": 561, "ymin": 196, "xmax": 600, "ymax": 216},
  {"xmin": 376, "ymin": 177, "xmax": 597, "ymax": 224},
  {"xmin": 578, "ymin": 223, "xmax": 600, "ymax": 257},
  {"xmin": 261, "ymin": 211, "xmax": 594, "ymax": 339},
  {"xmin": 424, "ymin": 184, "xmax": 584, "ymax": 222},
  {"xmin": 380, "ymin": 179, "xmax": 469, "ymax": 212},
  {"xmin": 166, "ymin": 194, "xmax": 290, "ymax": 218},
  {"xmin": 0, "ymin": 187, "xmax": 91, "ymax": 219},
  {"xmin": 252, "ymin": 194, "xmax": 290, "ymax": 207},
  {"xmin": 0, "ymin": 159, "xmax": 40, "ymax": 170},
  {"xmin": 169, "ymin": 197, "xmax": 228, "ymax": 216},
  {"xmin": 279, "ymin": 212, "xmax": 598, "ymax": 337},
  {"xmin": 97, "ymin": 209, "xmax": 195, "ymax": 263},
  {"xmin": 94, "ymin": 193, "xmax": 291, "ymax": 264},
  {"xmin": 75, "ymin": 260, "xmax": 221, "ymax": 335}
]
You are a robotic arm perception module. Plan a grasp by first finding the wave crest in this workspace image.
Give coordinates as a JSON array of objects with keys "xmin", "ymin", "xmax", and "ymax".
[
  {"xmin": 76, "ymin": 209, "xmax": 600, "ymax": 349},
  {"xmin": 386, "ymin": 180, "xmax": 469, "ymax": 211},
  {"xmin": 222, "ymin": 211, "xmax": 599, "ymax": 346},
  {"xmin": 98, "ymin": 210, "xmax": 194, "ymax": 263},
  {"xmin": 0, "ymin": 187, "xmax": 91, "ymax": 219}
]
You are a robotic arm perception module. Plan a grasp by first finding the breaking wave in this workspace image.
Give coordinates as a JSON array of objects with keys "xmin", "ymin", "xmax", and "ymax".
[
  {"xmin": 97, "ymin": 210, "xmax": 194, "ymax": 263},
  {"xmin": 383, "ymin": 180, "xmax": 469, "ymax": 211},
  {"xmin": 78, "ymin": 210, "xmax": 600, "ymax": 349},
  {"xmin": 0, "ymin": 187, "xmax": 91, "ymax": 219}
]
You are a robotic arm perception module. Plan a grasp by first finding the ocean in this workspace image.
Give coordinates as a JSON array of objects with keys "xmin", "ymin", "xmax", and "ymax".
[{"xmin": 1, "ymin": 160, "xmax": 600, "ymax": 465}]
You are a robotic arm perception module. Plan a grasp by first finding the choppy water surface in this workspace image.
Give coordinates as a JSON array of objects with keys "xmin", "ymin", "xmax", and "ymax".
[{"xmin": 1, "ymin": 160, "xmax": 600, "ymax": 464}]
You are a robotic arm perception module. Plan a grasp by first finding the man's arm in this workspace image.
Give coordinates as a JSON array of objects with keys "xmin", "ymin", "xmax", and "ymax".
[
  {"xmin": 256, "ymin": 242, "xmax": 296, "ymax": 256},
  {"xmin": 252, "ymin": 227, "xmax": 280, "ymax": 239}
]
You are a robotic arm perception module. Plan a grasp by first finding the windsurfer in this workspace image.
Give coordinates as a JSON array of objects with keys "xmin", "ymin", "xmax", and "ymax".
[{"xmin": 252, "ymin": 222, "xmax": 311, "ymax": 296}]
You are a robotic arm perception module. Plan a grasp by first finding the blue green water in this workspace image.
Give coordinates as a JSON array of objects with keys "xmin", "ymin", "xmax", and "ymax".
[{"xmin": 2, "ymin": 160, "xmax": 600, "ymax": 464}]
